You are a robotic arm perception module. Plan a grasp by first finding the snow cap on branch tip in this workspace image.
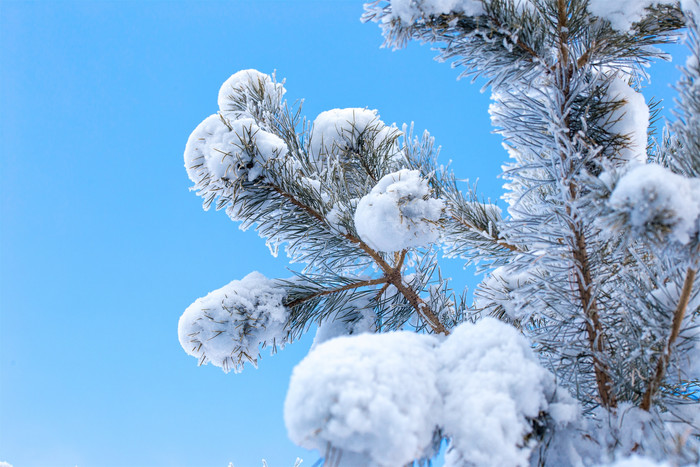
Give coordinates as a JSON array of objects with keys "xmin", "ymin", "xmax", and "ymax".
[
  {"xmin": 311, "ymin": 301, "xmax": 377, "ymax": 349},
  {"xmin": 285, "ymin": 318, "xmax": 578, "ymax": 467},
  {"xmin": 600, "ymin": 75, "xmax": 649, "ymax": 164},
  {"xmin": 284, "ymin": 331, "xmax": 442, "ymax": 467},
  {"xmin": 383, "ymin": 0, "xmax": 485, "ymax": 23},
  {"xmin": 587, "ymin": 0, "xmax": 668, "ymax": 32},
  {"xmin": 309, "ymin": 107, "xmax": 402, "ymax": 162},
  {"xmin": 217, "ymin": 69, "xmax": 286, "ymax": 121},
  {"xmin": 440, "ymin": 318, "xmax": 576, "ymax": 467},
  {"xmin": 354, "ymin": 169, "xmax": 444, "ymax": 253},
  {"xmin": 184, "ymin": 115, "xmax": 288, "ymax": 209},
  {"xmin": 178, "ymin": 271, "xmax": 290, "ymax": 373},
  {"xmin": 606, "ymin": 164, "xmax": 700, "ymax": 244}
]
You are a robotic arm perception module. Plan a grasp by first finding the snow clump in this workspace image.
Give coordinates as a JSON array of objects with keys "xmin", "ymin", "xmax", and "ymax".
[
  {"xmin": 185, "ymin": 115, "xmax": 287, "ymax": 188},
  {"xmin": 178, "ymin": 271, "xmax": 290, "ymax": 373},
  {"xmin": 184, "ymin": 70, "xmax": 288, "ymax": 213},
  {"xmin": 309, "ymin": 108, "xmax": 401, "ymax": 162},
  {"xmin": 607, "ymin": 164, "xmax": 700, "ymax": 244},
  {"xmin": 311, "ymin": 298, "xmax": 377, "ymax": 349},
  {"xmin": 387, "ymin": 0, "xmax": 485, "ymax": 23},
  {"xmin": 285, "ymin": 331, "xmax": 442, "ymax": 467},
  {"xmin": 473, "ymin": 266, "xmax": 535, "ymax": 321},
  {"xmin": 217, "ymin": 69, "xmax": 286, "ymax": 122},
  {"xmin": 588, "ymin": 0, "xmax": 661, "ymax": 32},
  {"xmin": 601, "ymin": 75, "xmax": 650, "ymax": 164},
  {"xmin": 439, "ymin": 318, "xmax": 576, "ymax": 467},
  {"xmin": 285, "ymin": 318, "xmax": 577, "ymax": 467},
  {"xmin": 354, "ymin": 169, "xmax": 444, "ymax": 252}
]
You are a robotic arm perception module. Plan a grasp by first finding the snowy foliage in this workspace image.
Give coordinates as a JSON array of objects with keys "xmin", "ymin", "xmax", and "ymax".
[
  {"xmin": 178, "ymin": 272, "xmax": 290, "ymax": 373},
  {"xmin": 438, "ymin": 319, "xmax": 578, "ymax": 467},
  {"xmin": 309, "ymin": 108, "xmax": 400, "ymax": 163},
  {"xmin": 180, "ymin": 1, "xmax": 700, "ymax": 465},
  {"xmin": 285, "ymin": 331, "xmax": 441, "ymax": 467},
  {"xmin": 285, "ymin": 319, "xmax": 575, "ymax": 467},
  {"xmin": 600, "ymin": 75, "xmax": 650, "ymax": 164},
  {"xmin": 587, "ymin": 0, "xmax": 662, "ymax": 32},
  {"xmin": 606, "ymin": 164, "xmax": 700, "ymax": 244},
  {"xmin": 387, "ymin": 0, "xmax": 485, "ymax": 22},
  {"xmin": 354, "ymin": 169, "xmax": 444, "ymax": 252}
]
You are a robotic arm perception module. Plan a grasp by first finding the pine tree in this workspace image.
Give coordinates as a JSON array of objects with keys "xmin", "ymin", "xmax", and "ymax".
[{"xmin": 178, "ymin": 1, "xmax": 700, "ymax": 465}]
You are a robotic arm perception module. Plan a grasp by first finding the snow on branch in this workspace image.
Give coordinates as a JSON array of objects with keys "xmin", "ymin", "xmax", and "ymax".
[
  {"xmin": 285, "ymin": 318, "xmax": 577, "ymax": 467},
  {"xmin": 604, "ymin": 164, "xmax": 700, "ymax": 245},
  {"xmin": 178, "ymin": 272, "xmax": 291, "ymax": 373},
  {"xmin": 354, "ymin": 169, "xmax": 445, "ymax": 253}
]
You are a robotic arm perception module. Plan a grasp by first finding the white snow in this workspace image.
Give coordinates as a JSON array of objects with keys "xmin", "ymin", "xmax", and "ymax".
[
  {"xmin": 681, "ymin": 0, "xmax": 700, "ymax": 17},
  {"xmin": 311, "ymin": 299, "xmax": 377, "ymax": 349},
  {"xmin": 438, "ymin": 318, "xmax": 572, "ymax": 467},
  {"xmin": 473, "ymin": 266, "xmax": 534, "ymax": 321},
  {"xmin": 184, "ymin": 114, "xmax": 288, "ymax": 208},
  {"xmin": 286, "ymin": 318, "xmax": 576, "ymax": 467},
  {"xmin": 284, "ymin": 331, "xmax": 442, "ymax": 467},
  {"xmin": 388, "ymin": 0, "xmax": 485, "ymax": 23},
  {"xmin": 602, "ymin": 75, "xmax": 650, "ymax": 164},
  {"xmin": 308, "ymin": 108, "xmax": 401, "ymax": 162},
  {"xmin": 217, "ymin": 69, "xmax": 286, "ymax": 121},
  {"xmin": 354, "ymin": 169, "xmax": 444, "ymax": 252},
  {"xmin": 588, "ymin": 0, "xmax": 660, "ymax": 32},
  {"xmin": 608, "ymin": 164, "xmax": 700, "ymax": 244},
  {"xmin": 178, "ymin": 271, "xmax": 290, "ymax": 373}
]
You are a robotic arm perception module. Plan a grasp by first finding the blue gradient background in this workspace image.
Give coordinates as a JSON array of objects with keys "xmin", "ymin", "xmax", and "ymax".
[{"xmin": 0, "ymin": 1, "xmax": 684, "ymax": 466}]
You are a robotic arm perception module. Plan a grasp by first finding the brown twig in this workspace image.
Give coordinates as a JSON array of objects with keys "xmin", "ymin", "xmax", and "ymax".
[
  {"xmin": 271, "ymin": 185, "xmax": 447, "ymax": 334},
  {"xmin": 640, "ymin": 267, "xmax": 697, "ymax": 411},
  {"xmin": 556, "ymin": 0, "xmax": 616, "ymax": 408}
]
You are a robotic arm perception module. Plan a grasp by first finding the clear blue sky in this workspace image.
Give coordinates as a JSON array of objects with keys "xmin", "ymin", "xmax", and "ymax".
[{"xmin": 0, "ymin": 1, "xmax": 685, "ymax": 466}]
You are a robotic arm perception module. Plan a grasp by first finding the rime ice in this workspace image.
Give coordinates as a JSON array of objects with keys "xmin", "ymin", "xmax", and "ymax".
[
  {"xmin": 354, "ymin": 169, "xmax": 444, "ymax": 252},
  {"xmin": 178, "ymin": 272, "xmax": 290, "ymax": 373}
]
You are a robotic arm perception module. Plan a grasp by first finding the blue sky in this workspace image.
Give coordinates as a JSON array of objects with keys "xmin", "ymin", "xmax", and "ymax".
[{"xmin": 0, "ymin": 1, "xmax": 686, "ymax": 466}]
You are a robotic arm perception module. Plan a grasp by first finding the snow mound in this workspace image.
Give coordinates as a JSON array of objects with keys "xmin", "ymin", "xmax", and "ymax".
[
  {"xmin": 588, "ymin": 0, "xmax": 661, "ymax": 31},
  {"xmin": 217, "ymin": 69, "xmax": 286, "ymax": 121},
  {"xmin": 439, "ymin": 318, "xmax": 571, "ymax": 467},
  {"xmin": 178, "ymin": 272, "xmax": 290, "ymax": 373},
  {"xmin": 309, "ymin": 108, "xmax": 401, "ymax": 161},
  {"xmin": 608, "ymin": 164, "xmax": 700, "ymax": 244},
  {"xmin": 284, "ymin": 331, "xmax": 441, "ymax": 467},
  {"xmin": 388, "ymin": 0, "xmax": 485, "ymax": 23},
  {"xmin": 354, "ymin": 169, "xmax": 444, "ymax": 252},
  {"xmin": 286, "ymin": 318, "xmax": 577, "ymax": 467}
]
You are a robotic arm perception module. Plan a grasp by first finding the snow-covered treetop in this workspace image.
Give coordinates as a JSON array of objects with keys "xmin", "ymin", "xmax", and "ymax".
[{"xmin": 180, "ymin": 1, "xmax": 700, "ymax": 464}]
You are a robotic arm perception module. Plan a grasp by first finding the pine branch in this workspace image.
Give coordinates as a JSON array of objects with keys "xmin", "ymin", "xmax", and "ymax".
[
  {"xmin": 641, "ymin": 267, "xmax": 698, "ymax": 411},
  {"xmin": 271, "ymin": 181, "xmax": 447, "ymax": 334},
  {"xmin": 285, "ymin": 277, "xmax": 388, "ymax": 308},
  {"xmin": 555, "ymin": 0, "xmax": 616, "ymax": 409},
  {"xmin": 450, "ymin": 213, "xmax": 519, "ymax": 252}
]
